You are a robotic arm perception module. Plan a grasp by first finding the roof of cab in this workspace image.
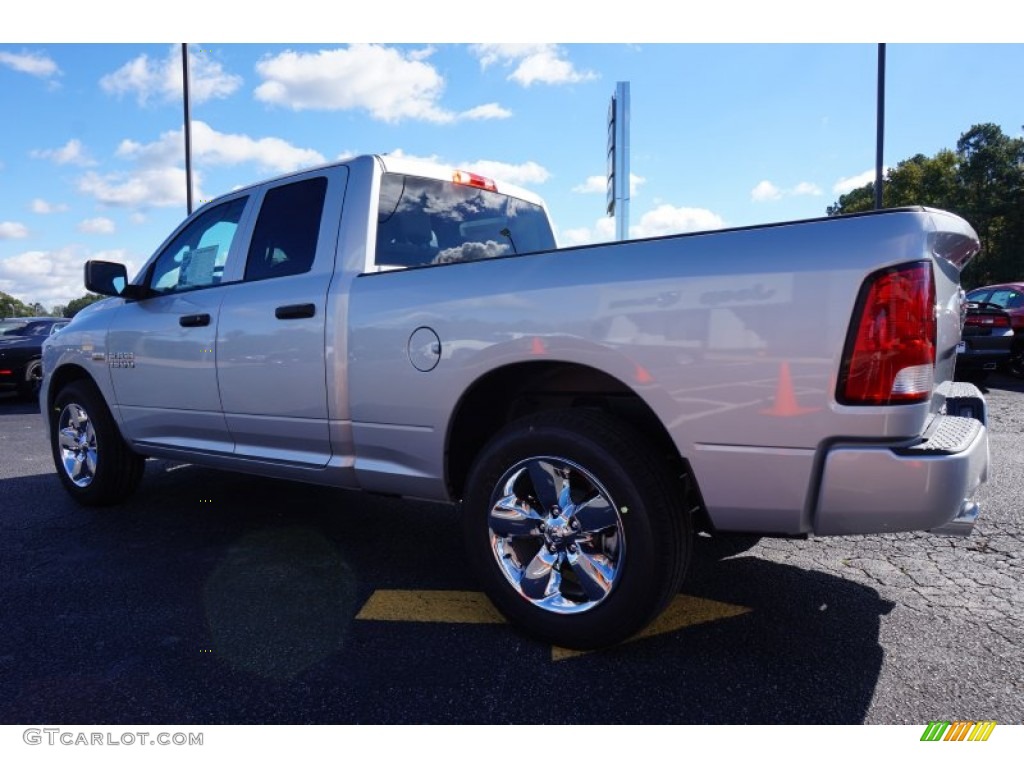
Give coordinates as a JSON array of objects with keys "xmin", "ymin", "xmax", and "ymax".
[{"xmin": 197, "ymin": 153, "xmax": 548, "ymax": 212}]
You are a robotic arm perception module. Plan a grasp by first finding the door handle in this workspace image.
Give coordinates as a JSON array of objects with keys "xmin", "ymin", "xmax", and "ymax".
[
  {"xmin": 179, "ymin": 313, "xmax": 211, "ymax": 327},
  {"xmin": 275, "ymin": 303, "xmax": 316, "ymax": 320}
]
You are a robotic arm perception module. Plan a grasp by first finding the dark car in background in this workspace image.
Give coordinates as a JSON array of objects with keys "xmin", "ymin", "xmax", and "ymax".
[
  {"xmin": 954, "ymin": 301, "xmax": 1014, "ymax": 383},
  {"xmin": 0, "ymin": 317, "xmax": 69, "ymax": 399},
  {"xmin": 966, "ymin": 282, "xmax": 1024, "ymax": 376}
]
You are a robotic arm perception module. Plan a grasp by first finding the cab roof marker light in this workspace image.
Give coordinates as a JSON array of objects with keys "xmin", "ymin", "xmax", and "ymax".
[{"xmin": 453, "ymin": 170, "xmax": 497, "ymax": 192}]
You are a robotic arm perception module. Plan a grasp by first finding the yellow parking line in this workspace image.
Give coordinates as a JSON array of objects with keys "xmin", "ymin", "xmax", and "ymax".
[
  {"xmin": 356, "ymin": 589, "xmax": 506, "ymax": 624},
  {"xmin": 355, "ymin": 589, "xmax": 751, "ymax": 660},
  {"xmin": 552, "ymin": 594, "xmax": 751, "ymax": 660}
]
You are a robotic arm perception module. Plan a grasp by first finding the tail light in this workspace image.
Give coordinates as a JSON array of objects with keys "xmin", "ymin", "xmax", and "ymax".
[
  {"xmin": 838, "ymin": 261, "xmax": 936, "ymax": 405},
  {"xmin": 965, "ymin": 314, "xmax": 1010, "ymax": 328}
]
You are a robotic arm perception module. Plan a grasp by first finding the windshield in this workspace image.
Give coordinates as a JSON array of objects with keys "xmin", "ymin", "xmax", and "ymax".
[{"xmin": 374, "ymin": 173, "xmax": 556, "ymax": 268}]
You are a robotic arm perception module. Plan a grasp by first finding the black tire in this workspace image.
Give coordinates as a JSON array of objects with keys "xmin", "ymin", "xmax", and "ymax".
[
  {"xmin": 1007, "ymin": 346, "xmax": 1024, "ymax": 379},
  {"xmin": 17, "ymin": 359, "xmax": 43, "ymax": 400},
  {"xmin": 50, "ymin": 379, "xmax": 145, "ymax": 506},
  {"xmin": 462, "ymin": 409, "xmax": 691, "ymax": 650}
]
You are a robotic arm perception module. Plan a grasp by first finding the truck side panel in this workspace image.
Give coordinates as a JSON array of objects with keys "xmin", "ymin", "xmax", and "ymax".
[{"xmin": 347, "ymin": 210, "xmax": 956, "ymax": 533}]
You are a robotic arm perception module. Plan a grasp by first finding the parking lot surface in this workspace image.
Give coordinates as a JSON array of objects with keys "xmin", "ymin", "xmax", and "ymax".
[{"xmin": 1, "ymin": 376, "xmax": 1021, "ymax": 724}]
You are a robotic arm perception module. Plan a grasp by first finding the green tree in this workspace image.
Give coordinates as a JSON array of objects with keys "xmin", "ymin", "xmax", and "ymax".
[
  {"xmin": 827, "ymin": 123, "xmax": 1024, "ymax": 289},
  {"xmin": 0, "ymin": 291, "xmax": 35, "ymax": 318},
  {"xmin": 63, "ymin": 293, "xmax": 105, "ymax": 318}
]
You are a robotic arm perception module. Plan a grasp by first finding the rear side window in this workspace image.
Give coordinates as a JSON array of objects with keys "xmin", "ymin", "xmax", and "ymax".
[
  {"xmin": 375, "ymin": 173, "xmax": 555, "ymax": 268},
  {"xmin": 245, "ymin": 177, "xmax": 328, "ymax": 281}
]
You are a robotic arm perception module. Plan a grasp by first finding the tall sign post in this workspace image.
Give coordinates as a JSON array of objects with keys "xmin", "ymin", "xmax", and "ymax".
[{"xmin": 606, "ymin": 81, "xmax": 630, "ymax": 241}]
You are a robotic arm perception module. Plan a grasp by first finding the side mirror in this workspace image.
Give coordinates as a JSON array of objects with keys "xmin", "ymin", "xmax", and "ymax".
[{"xmin": 84, "ymin": 261, "xmax": 148, "ymax": 300}]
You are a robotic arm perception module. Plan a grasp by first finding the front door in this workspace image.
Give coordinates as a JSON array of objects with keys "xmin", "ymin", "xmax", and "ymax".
[{"xmin": 109, "ymin": 195, "xmax": 251, "ymax": 453}]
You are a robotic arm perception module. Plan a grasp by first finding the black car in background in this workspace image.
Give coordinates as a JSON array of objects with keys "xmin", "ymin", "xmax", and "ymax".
[
  {"xmin": 954, "ymin": 301, "xmax": 1015, "ymax": 383},
  {"xmin": 0, "ymin": 317, "xmax": 69, "ymax": 399}
]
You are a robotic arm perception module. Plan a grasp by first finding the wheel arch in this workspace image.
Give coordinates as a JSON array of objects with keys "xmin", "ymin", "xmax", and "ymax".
[
  {"xmin": 444, "ymin": 360, "xmax": 707, "ymax": 522},
  {"xmin": 46, "ymin": 363, "xmax": 100, "ymax": 413}
]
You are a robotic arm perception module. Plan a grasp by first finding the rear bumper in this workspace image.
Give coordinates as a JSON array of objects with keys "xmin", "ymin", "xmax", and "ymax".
[{"xmin": 814, "ymin": 413, "xmax": 989, "ymax": 536}]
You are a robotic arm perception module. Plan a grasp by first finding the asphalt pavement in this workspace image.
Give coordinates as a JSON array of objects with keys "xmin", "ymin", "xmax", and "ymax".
[{"xmin": 1, "ymin": 376, "xmax": 1021, "ymax": 724}]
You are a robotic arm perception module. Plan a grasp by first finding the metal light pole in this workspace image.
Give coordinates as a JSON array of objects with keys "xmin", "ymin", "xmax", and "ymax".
[
  {"xmin": 874, "ymin": 43, "xmax": 886, "ymax": 210},
  {"xmin": 182, "ymin": 43, "xmax": 194, "ymax": 216}
]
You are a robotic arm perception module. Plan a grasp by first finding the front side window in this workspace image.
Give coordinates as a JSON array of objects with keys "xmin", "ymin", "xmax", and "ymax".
[
  {"xmin": 149, "ymin": 197, "xmax": 248, "ymax": 294},
  {"xmin": 374, "ymin": 173, "xmax": 556, "ymax": 268},
  {"xmin": 244, "ymin": 177, "xmax": 328, "ymax": 282}
]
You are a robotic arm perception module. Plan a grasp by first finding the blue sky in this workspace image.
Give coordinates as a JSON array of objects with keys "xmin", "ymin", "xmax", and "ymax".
[{"xmin": 1, "ymin": 6, "xmax": 1021, "ymax": 308}]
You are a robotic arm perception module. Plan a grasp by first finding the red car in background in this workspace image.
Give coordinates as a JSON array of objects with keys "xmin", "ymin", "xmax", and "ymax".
[{"xmin": 966, "ymin": 283, "xmax": 1024, "ymax": 377}]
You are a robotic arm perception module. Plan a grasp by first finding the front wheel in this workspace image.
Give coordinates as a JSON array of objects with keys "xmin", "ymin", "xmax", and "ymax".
[
  {"xmin": 1007, "ymin": 346, "xmax": 1024, "ymax": 379},
  {"xmin": 50, "ymin": 379, "xmax": 145, "ymax": 506},
  {"xmin": 462, "ymin": 409, "xmax": 691, "ymax": 649},
  {"xmin": 17, "ymin": 359, "xmax": 43, "ymax": 400}
]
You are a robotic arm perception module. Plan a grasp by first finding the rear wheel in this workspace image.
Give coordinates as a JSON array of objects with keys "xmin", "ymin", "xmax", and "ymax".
[
  {"xmin": 462, "ymin": 409, "xmax": 690, "ymax": 649},
  {"xmin": 50, "ymin": 380, "xmax": 145, "ymax": 506}
]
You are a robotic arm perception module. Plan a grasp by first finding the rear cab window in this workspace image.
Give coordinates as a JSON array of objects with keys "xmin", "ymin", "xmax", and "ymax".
[{"xmin": 373, "ymin": 173, "xmax": 556, "ymax": 269}]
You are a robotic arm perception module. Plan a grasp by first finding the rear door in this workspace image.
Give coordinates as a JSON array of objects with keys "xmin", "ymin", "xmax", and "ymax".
[{"xmin": 216, "ymin": 166, "xmax": 347, "ymax": 466}]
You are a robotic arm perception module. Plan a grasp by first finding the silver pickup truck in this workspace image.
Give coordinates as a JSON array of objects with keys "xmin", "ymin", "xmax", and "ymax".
[{"xmin": 42, "ymin": 154, "xmax": 989, "ymax": 649}]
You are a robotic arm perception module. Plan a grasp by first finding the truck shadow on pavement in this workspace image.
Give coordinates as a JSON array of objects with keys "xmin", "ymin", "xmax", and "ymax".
[{"xmin": 1, "ymin": 462, "xmax": 894, "ymax": 725}]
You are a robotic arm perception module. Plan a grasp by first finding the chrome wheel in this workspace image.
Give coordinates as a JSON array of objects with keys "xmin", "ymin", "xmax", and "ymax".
[
  {"xmin": 1008, "ymin": 348, "xmax": 1024, "ymax": 379},
  {"xmin": 488, "ymin": 456, "xmax": 625, "ymax": 614},
  {"xmin": 57, "ymin": 402, "xmax": 98, "ymax": 488},
  {"xmin": 27, "ymin": 361, "xmax": 43, "ymax": 389}
]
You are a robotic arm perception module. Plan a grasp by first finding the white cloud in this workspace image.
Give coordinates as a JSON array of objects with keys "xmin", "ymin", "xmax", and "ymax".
[
  {"xmin": 458, "ymin": 102, "xmax": 512, "ymax": 120},
  {"xmin": 117, "ymin": 120, "xmax": 325, "ymax": 173},
  {"xmin": 384, "ymin": 149, "xmax": 550, "ymax": 187},
  {"xmin": 751, "ymin": 180, "xmax": 783, "ymax": 202},
  {"xmin": 31, "ymin": 198, "xmax": 69, "ymax": 214},
  {"xmin": 461, "ymin": 159, "xmax": 550, "ymax": 186},
  {"xmin": 833, "ymin": 169, "xmax": 877, "ymax": 195},
  {"xmin": 256, "ymin": 45, "xmax": 496, "ymax": 124},
  {"xmin": 753, "ymin": 179, "xmax": 824, "ymax": 202},
  {"xmin": 77, "ymin": 217, "xmax": 115, "ymax": 235},
  {"xmin": 792, "ymin": 182, "xmax": 822, "ymax": 196},
  {"xmin": 573, "ymin": 173, "xmax": 645, "ymax": 195},
  {"xmin": 100, "ymin": 45, "xmax": 241, "ymax": 106},
  {"xmin": 561, "ymin": 217, "xmax": 616, "ymax": 246},
  {"xmin": 0, "ymin": 222, "xmax": 29, "ymax": 239},
  {"xmin": 0, "ymin": 247, "xmax": 137, "ymax": 309},
  {"xmin": 559, "ymin": 204, "xmax": 722, "ymax": 246},
  {"xmin": 385, "ymin": 149, "xmax": 441, "ymax": 165},
  {"xmin": 470, "ymin": 44, "xmax": 597, "ymax": 87},
  {"xmin": 632, "ymin": 205, "xmax": 725, "ymax": 238},
  {"xmin": 0, "ymin": 50, "xmax": 60, "ymax": 78},
  {"xmin": 30, "ymin": 138, "xmax": 96, "ymax": 167},
  {"xmin": 81, "ymin": 118, "xmax": 323, "ymax": 210},
  {"xmin": 77, "ymin": 167, "xmax": 195, "ymax": 208}
]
